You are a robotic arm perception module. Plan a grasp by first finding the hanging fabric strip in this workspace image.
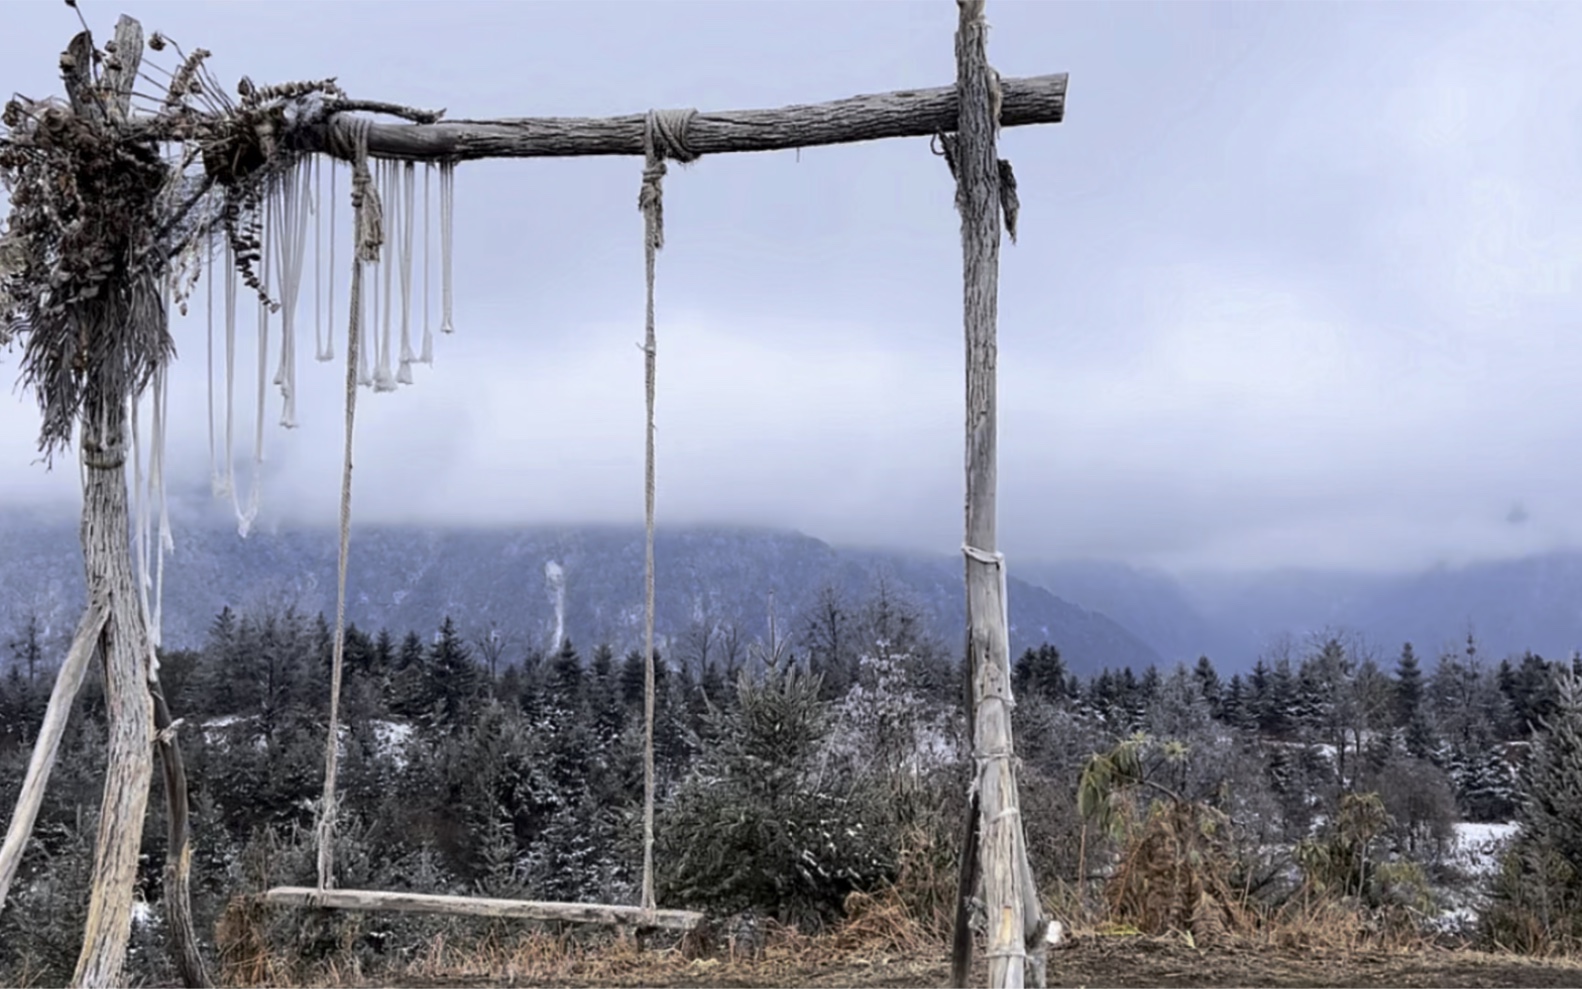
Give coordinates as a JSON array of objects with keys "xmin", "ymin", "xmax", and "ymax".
[
  {"xmin": 324, "ymin": 157, "xmax": 338, "ymax": 363},
  {"xmin": 421, "ymin": 163, "xmax": 434, "ymax": 364},
  {"xmin": 151, "ymin": 360, "xmax": 172, "ymax": 652},
  {"xmin": 272, "ymin": 176, "xmax": 288, "ymax": 391},
  {"xmin": 313, "ymin": 154, "xmax": 327, "ymax": 363},
  {"xmin": 274, "ymin": 164, "xmax": 304, "ymax": 428},
  {"xmin": 207, "ymin": 241, "xmax": 221, "ymax": 497},
  {"xmin": 374, "ymin": 159, "xmax": 398, "ymax": 392},
  {"xmin": 440, "ymin": 160, "xmax": 455, "ymax": 334},
  {"xmin": 242, "ymin": 193, "xmax": 270, "ymax": 538},
  {"xmin": 130, "ymin": 382, "xmax": 150, "ymax": 637},
  {"xmin": 223, "ymin": 240, "xmax": 240, "ymax": 514},
  {"xmin": 397, "ymin": 161, "xmax": 416, "ymax": 385}
]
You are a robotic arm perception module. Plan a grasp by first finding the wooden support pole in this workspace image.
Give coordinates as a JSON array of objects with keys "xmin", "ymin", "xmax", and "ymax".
[
  {"xmin": 954, "ymin": 2, "xmax": 1048, "ymax": 988},
  {"xmin": 296, "ymin": 74, "xmax": 1066, "ymax": 162},
  {"xmin": 0, "ymin": 594, "xmax": 108, "ymax": 913},
  {"xmin": 261, "ymin": 887, "xmax": 705, "ymax": 931}
]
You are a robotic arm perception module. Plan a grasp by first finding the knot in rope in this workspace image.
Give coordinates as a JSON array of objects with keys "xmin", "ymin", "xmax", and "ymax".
[
  {"xmin": 639, "ymin": 108, "xmax": 697, "ymax": 253},
  {"xmin": 331, "ymin": 114, "xmax": 383, "ymax": 263}
]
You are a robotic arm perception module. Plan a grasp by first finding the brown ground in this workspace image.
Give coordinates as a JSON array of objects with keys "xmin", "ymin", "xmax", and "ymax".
[{"xmin": 378, "ymin": 935, "xmax": 1582, "ymax": 988}]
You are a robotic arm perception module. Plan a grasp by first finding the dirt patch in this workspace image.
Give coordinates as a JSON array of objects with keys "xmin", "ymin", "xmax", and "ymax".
[{"xmin": 378, "ymin": 935, "xmax": 1582, "ymax": 988}]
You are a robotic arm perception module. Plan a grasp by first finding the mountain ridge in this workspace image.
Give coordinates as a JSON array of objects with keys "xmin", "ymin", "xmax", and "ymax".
[{"xmin": 0, "ymin": 514, "xmax": 1163, "ymax": 676}]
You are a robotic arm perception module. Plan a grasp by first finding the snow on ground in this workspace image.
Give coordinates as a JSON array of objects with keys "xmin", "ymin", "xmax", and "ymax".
[
  {"xmin": 371, "ymin": 719, "xmax": 415, "ymax": 768},
  {"xmin": 1448, "ymin": 821, "xmax": 1519, "ymax": 879}
]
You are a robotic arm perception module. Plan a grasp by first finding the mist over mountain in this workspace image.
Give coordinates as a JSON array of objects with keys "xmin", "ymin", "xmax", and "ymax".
[
  {"xmin": 0, "ymin": 512, "xmax": 1161, "ymax": 675},
  {"xmin": 4, "ymin": 504, "xmax": 1581, "ymax": 674},
  {"xmin": 1047, "ymin": 559, "xmax": 1582, "ymax": 669}
]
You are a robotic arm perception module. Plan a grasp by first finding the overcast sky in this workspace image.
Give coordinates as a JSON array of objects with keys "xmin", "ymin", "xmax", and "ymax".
[{"xmin": 3, "ymin": 0, "xmax": 1582, "ymax": 575}]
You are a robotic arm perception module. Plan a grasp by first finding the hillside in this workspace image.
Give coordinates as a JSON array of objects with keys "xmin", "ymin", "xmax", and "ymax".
[{"xmin": 0, "ymin": 512, "xmax": 1162, "ymax": 675}]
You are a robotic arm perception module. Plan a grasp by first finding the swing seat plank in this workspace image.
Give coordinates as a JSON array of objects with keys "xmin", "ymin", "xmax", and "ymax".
[{"xmin": 262, "ymin": 886, "xmax": 704, "ymax": 930}]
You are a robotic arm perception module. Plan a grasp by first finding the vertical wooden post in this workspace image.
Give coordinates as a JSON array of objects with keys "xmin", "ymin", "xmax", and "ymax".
[
  {"xmin": 954, "ymin": 2, "xmax": 1047, "ymax": 987},
  {"xmin": 74, "ymin": 384, "xmax": 157, "ymax": 989}
]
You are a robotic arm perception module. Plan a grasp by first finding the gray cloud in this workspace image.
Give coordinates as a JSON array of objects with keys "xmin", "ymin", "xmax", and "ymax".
[{"xmin": 4, "ymin": 1, "xmax": 1582, "ymax": 576}]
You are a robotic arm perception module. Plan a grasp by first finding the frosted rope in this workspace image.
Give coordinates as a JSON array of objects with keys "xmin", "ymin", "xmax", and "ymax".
[
  {"xmin": 317, "ymin": 115, "xmax": 376, "ymax": 892},
  {"xmin": 397, "ymin": 162, "xmax": 416, "ymax": 385},
  {"xmin": 440, "ymin": 160, "xmax": 455, "ymax": 334},
  {"xmin": 637, "ymin": 105, "xmax": 695, "ymax": 916}
]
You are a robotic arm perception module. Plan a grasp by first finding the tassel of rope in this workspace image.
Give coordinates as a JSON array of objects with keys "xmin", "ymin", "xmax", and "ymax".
[
  {"xmin": 317, "ymin": 114, "xmax": 379, "ymax": 892},
  {"xmin": 638, "ymin": 106, "xmax": 696, "ymax": 916}
]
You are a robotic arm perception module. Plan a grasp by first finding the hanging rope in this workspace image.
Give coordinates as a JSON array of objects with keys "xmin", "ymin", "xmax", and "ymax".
[
  {"xmin": 316, "ymin": 114, "xmax": 381, "ymax": 892},
  {"xmin": 638, "ymin": 105, "xmax": 696, "ymax": 916}
]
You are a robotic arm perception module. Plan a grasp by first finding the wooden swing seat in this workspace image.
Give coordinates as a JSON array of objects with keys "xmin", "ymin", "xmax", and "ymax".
[{"xmin": 262, "ymin": 886, "xmax": 704, "ymax": 930}]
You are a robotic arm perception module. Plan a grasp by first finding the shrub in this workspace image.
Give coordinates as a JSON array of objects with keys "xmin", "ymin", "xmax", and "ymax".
[{"xmin": 655, "ymin": 662, "xmax": 891, "ymax": 927}]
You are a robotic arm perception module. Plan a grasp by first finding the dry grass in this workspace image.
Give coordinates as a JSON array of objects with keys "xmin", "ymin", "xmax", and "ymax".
[{"xmin": 214, "ymin": 885, "xmax": 1582, "ymax": 989}]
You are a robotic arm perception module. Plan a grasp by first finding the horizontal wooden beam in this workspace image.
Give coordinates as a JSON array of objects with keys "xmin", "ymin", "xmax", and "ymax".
[
  {"xmin": 299, "ymin": 73, "xmax": 1066, "ymax": 163},
  {"xmin": 261, "ymin": 887, "xmax": 704, "ymax": 930}
]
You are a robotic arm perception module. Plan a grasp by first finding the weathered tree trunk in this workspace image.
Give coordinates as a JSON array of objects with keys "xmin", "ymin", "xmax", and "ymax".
[
  {"xmin": 151, "ymin": 682, "xmax": 212, "ymax": 987},
  {"xmin": 954, "ymin": 2, "xmax": 1047, "ymax": 987},
  {"xmin": 72, "ymin": 389, "xmax": 156, "ymax": 989}
]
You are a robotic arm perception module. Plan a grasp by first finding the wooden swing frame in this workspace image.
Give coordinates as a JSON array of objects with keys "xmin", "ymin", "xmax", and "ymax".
[{"xmin": 0, "ymin": 2, "xmax": 1063, "ymax": 984}]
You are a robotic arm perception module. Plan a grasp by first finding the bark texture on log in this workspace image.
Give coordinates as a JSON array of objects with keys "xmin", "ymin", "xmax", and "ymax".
[
  {"xmin": 299, "ymin": 74, "xmax": 1066, "ymax": 162},
  {"xmin": 954, "ymin": 3, "xmax": 1048, "ymax": 988},
  {"xmin": 262, "ymin": 888, "xmax": 705, "ymax": 930},
  {"xmin": 72, "ymin": 390, "xmax": 156, "ymax": 989}
]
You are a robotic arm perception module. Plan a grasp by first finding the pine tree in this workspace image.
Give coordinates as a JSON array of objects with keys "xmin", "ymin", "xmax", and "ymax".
[
  {"xmin": 1395, "ymin": 642, "xmax": 1423, "ymax": 730},
  {"xmin": 589, "ymin": 643, "xmax": 625, "ymax": 744},
  {"xmin": 1012, "ymin": 643, "xmax": 1068, "ymax": 706},
  {"xmin": 1518, "ymin": 670, "xmax": 1582, "ymax": 873},
  {"xmin": 1192, "ymin": 655, "xmax": 1222, "ymax": 718},
  {"xmin": 389, "ymin": 631, "xmax": 429, "ymax": 720},
  {"xmin": 1221, "ymin": 673, "xmax": 1251, "ymax": 730},
  {"xmin": 426, "ymin": 616, "xmax": 483, "ymax": 732},
  {"xmin": 1249, "ymin": 659, "xmax": 1270, "ymax": 720},
  {"xmin": 547, "ymin": 638, "xmax": 585, "ymax": 716}
]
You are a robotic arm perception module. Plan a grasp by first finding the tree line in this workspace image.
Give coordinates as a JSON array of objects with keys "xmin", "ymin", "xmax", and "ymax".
[{"xmin": 2, "ymin": 587, "xmax": 1581, "ymax": 982}]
